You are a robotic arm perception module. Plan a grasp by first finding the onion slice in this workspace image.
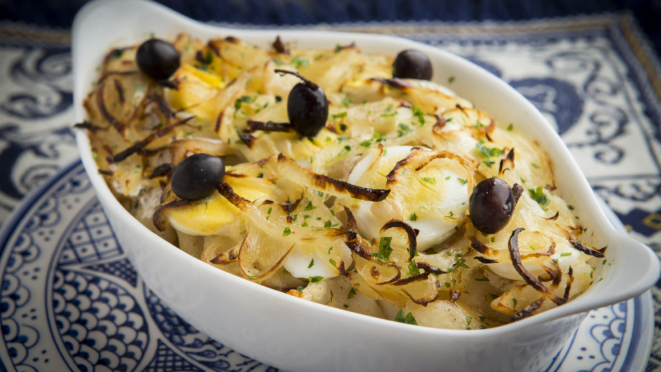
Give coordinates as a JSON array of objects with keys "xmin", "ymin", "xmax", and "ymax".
[
  {"xmin": 508, "ymin": 228, "xmax": 565, "ymax": 306},
  {"xmin": 277, "ymin": 154, "xmax": 390, "ymax": 202}
]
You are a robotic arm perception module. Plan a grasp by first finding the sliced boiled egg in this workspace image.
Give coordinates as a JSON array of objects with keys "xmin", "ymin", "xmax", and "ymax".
[{"xmin": 348, "ymin": 146, "xmax": 470, "ymax": 250}]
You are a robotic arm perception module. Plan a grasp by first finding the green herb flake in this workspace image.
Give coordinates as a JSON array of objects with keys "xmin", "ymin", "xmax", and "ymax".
[
  {"xmin": 457, "ymin": 178, "xmax": 468, "ymax": 185},
  {"xmin": 528, "ymin": 187, "xmax": 550, "ymax": 207},
  {"xmin": 381, "ymin": 104, "xmax": 396, "ymax": 117},
  {"xmin": 283, "ymin": 227, "xmax": 292, "ymax": 237},
  {"xmin": 422, "ymin": 177, "xmax": 436, "ymax": 184},
  {"xmin": 290, "ymin": 55, "xmax": 310, "ymax": 69},
  {"xmin": 475, "ymin": 278, "xmax": 488, "ymax": 282},
  {"xmin": 448, "ymin": 76, "xmax": 455, "ymax": 84},
  {"xmin": 347, "ymin": 287, "xmax": 356, "ymax": 299},
  {"xmin": 490, "ymin": 237, "xmax": 495, "ymax": 243},
  {"xmin": 412, "ymin": 105, "xmax": 425, "ymax": 124},
  {"xmin": 512, "ymin": 298, "xmax": 518, "ymax": 308},
  {"xmin": 567, "ymin": 204, "xmax": 575, "ymax": 210},
  {"xmin": 342, "ymin": 97, "xmax": 352, "ymax": 107},
  {"xmin": 408, "ymin": 261, "xmax": 420, "ymax": 276},
  {"xmin": 531, "ymin": 162, "xmax": 541, "ymax": 169},
  {"xmin": 360, "ymin": 140, "xmax": 372, "ymax": 148},
  {"xmin": 372, "ymin": 236, "xmax": 393, "ymax": 262},
  {"xmin": 234, "ymin": 95, "xmax": 252, "ymax": 111},
  {"xmin": 304, "ymin": 201, "xmax": 317, "ymax": 211},
  {"xmin": 338, "ymin": 145, "xmax": 352, "ymax": 155},
  {"xmin": 332, "ymin": 112, "xmax": 347, "ymax": 119},
  {"xmin": 507, "ymin": 123, "xmax": 514, "ymax": 131},
  {"xmin": 475, "ymin": 142, "xmax": 503, "ymax": 159},
  {"xmin": 560, "ymin": 252, "xmax": 572, "ymax": 257},
  {"xmin": 92, "ymin": 152, "xmax": 99, "ymax": 161},
  {"xmin": 397, "ymin": 123, "xmax": 412, "ymax": 137},
  {"xmin": 343, "ymin": 304, "xmax": 349, "ymax": 309},
  {"xmin": 309, "ymin": 276, "xmax": 323, "ymax": 283},
  {"xmin": 410, "ymin": 213, "xmax": 418, "ymax": 221},
  {"xmin": 296, "ymin": 286, "xmax": 304, "ymax": 293},
  {"xmin": 394, "ymin": 310, "xmax": 418, "ymax": 325}
]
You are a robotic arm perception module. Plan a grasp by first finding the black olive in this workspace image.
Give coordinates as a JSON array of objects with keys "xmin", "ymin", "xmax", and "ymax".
[
  {"xmin": 393, "ymin": 50, "xmax": 433, "ymax": 80},
  {"xmin": 136, "ymin": 39, "xmax": 181, "ymax": 81},
  {"xmin": 171, "ymin": 153, "xmax": 225, "ymax": 201},
  {"xmin": 275, "ymin": 69, "xmax": 328, "ymax": 138},
  {"xmin": 469, "ymin": 178, "xmax": 523, "ymax": 234}
]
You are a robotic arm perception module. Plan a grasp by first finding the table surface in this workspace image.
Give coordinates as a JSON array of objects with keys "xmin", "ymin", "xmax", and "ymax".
[{"xmin": 0, "ymin": 4, "xmax": 659, "ymax": 370}]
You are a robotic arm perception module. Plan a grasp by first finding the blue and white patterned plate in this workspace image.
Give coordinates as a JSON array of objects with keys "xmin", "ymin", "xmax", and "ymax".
[{"xmin": 0, "ymin": 160, "xmax": 653, "ymax": 372}]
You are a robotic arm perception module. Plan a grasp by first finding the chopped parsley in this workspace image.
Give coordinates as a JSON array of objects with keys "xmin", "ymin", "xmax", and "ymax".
[
  {"xmin": 304, "ymin": 201, "xmax": 317, "ymax": 211},
  {"xmin": 457, "ymin": 178, "xmax": 468, "ymax": 185},
  {"xmin": 342, "ymin": 97, "xmax": 352, "ymax": 107},
  {"xmin": 332, "ymin": 112, "xmax": 348, "ymax": 119},
  {"xmin": 422, "ymin": 177, "xmax": 436, "ymax": 184},
  {"xmin": 394, "ymin": 310, "xmax": 418, "ymax": 325},
  {"xmin": 528, "ymin": 187, "xmax": 550, "ymax": 208},
  {"xmin": 372, "ymin": 236, "xmax": 393, "ymax": 262},
  {"xmin": 512, "ymin": 298, "xmax": 518, "ymax": 308},
  {"xmin": 410, "ymin": 213, "xmax": 418, "ymax": 221},
  {"xmin": 507, "ymin": 123, "xmax": 514, "ymax": 131},
  {"xmin": 309, "ymin": 276, "xmax": 323, "ymax": 283},
  {"xmin": 531, "ymin": 162, "xmax": 541, "ymax": 169},
  {"xmin": 347, "ymin": 287, "xmax": 356, "ymax": 299},
  {"xmin": 329, "ymin": 259, "xmax": 336, "ymax": 266},
  {"xmin": 338, "ymin": 145, "xmax": 352, "ymax": 155},
  {"xmin": 381, "ymin": 104, "xmax": 396, "ymax": 117},
  {"xmin": 397, "ymin": 123, "xmax": 412, "ymax": 137},
  {"xmin": 448, "ymin": 76, "xmax": 455, "ymax": 84},
  {"xmin": 324, "ymin": 220, "xmax": 338, "ymax": 228},
  {"xmin": 308, "ymin": 258, "xmax": 315, "ymax": 268},
  {"xmin": 234, "ymin": 95, "xmax": 252, "ymax": 111},
  {"xmin": 283, "ymin": 227, "xmax": 292, "ymax": 237},
  {"xmin": 328, "ymin": 246, "xmax": 333, "ymax": 254},
  {"xmin": 567, "ymin": 204, "xmax": 575, "ymax": 210},
  {"xmin": 466, "ymin": 316, "xmax": 472, "ymax": 330},
  {"xmin": 290, "ymin": 55, "xmax": 310, "ymax": 69},
  {"xmin": 343, "ymin": 304, "xmax": 349, "ymax": 309},
  {"xmin": 360, "ymin": 140, "xmax": 372, "ymax": 148},
  {"xmin": 476, "ymin": 142, "xmax": 503, "ymax": 158},
  {"xmin": 296, "ymin": 286, "xmax": 304, "ymax": 293},
  {"xmin": 490, "ymin": 237, "xmax": 495, "ymax": 243},
  {"xmin": 408, "ymin": 261, "xmax": 420, "ymax": 276},
  {"xmin": 412, "ymin": 105, "xmax": 425, "ymax": 125},
  {"xmin": 560, "ymin": 252, "xmax": 572, "ymax": 257}
]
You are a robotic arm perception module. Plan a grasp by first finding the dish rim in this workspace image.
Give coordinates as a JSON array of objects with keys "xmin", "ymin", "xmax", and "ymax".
[{"xmin": 72, "ymin": 0, "xmax": 660, "ymax": 337}]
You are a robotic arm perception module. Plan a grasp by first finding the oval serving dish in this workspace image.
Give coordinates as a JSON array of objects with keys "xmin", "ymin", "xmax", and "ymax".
[{"xmin": 72, "ymin": 1, "xmax": 660, "ymax": 371}]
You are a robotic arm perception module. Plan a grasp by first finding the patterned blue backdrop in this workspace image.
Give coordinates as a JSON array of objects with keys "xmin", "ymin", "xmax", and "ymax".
[{"xmin": 0, "ymin": 7, "xmax": 659, "ymax": 371}]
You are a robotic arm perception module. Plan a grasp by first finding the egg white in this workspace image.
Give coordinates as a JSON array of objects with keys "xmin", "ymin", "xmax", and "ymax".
[{"xmin": 348, "ymin": 146, "xmax": 469, "ymax": 250}]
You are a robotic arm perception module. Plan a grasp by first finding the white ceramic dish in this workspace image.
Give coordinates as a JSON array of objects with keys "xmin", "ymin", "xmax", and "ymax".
[{"xmin": 72, "ymin": 1, "xmax": 660, "ymax": 371}]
